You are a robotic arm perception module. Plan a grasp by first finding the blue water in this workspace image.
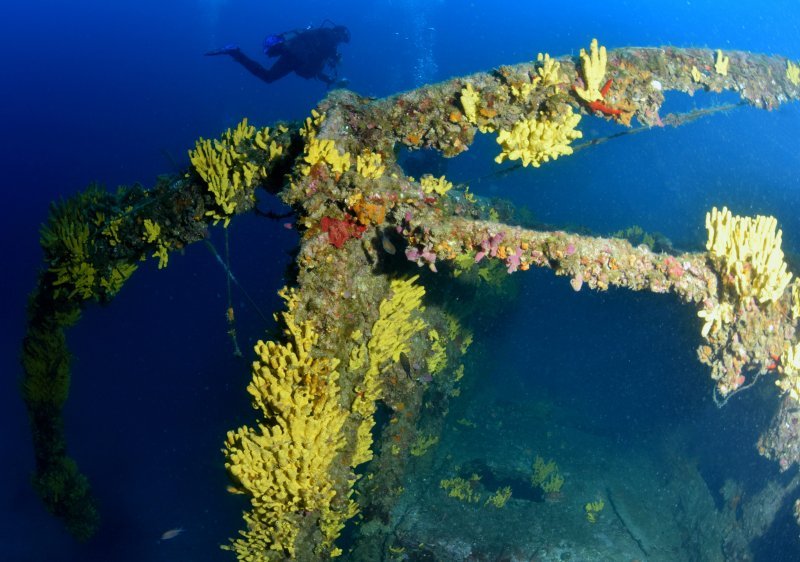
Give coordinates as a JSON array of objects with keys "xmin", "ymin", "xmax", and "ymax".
[{"xmin": 3, "ymin": 0, "xmax": 800, "ymax": 560}]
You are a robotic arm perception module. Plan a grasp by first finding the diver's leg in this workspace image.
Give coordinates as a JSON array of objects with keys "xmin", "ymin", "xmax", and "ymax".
[
  {"xmin": 317, "ymin": 71, "xmax": 335, "ymax": 86},
  {"xmin": 226, "ymin": 50, "xmax": 292, "ymax": 84},
  {"xmin": 257, "ymin": 56, "xmax": 295, "ymax": 83}
]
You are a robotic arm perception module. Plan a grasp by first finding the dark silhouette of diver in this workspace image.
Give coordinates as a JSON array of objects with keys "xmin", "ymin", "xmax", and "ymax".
[{"xmin": 206, "ymin": 21, "xmax": 350, "ymax": 87}]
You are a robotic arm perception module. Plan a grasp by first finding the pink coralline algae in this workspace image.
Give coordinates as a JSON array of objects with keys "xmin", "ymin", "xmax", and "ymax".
[
  {"xmin": 406, "ymin": 245, "xmax": 438, "ymax": 272},
  {"xmin": 474, "ymin": 232, "xmax": 505, "ymax": 262},
  {"xmin": 663, "ymin": 256, "xmax": 685, "ymax": 278},
  {"xmin": 506, "ymin": 246, "xmax": 523, "ymax": 273}
]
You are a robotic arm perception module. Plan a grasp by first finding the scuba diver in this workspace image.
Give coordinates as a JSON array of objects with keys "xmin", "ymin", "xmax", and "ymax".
[{"xmin": 205, "ymin": 21, "xmax": 350, "ymax": 88}]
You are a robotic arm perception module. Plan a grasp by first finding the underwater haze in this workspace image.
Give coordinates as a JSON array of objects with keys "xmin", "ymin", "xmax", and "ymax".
[{"xmin": 4, "ymin": 0, "xmax": 800, "ymax": 560}]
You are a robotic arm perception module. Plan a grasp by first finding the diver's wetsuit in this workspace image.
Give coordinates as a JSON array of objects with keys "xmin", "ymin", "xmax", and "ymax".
[
  {"xmin": 226, "ymin": 49, "xmax": 301, "ymax": 84},
  {"xmin": 212, "ymin": 26, "xmax": 349, "ymax": 86}
]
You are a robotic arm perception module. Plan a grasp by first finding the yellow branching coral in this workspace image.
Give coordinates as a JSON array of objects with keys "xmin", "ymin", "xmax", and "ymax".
[
  {"xmin": 585, "ymin": 498, "xmax": 605, "ymax": 523},
  {"xmin": 460, "ymin": 334, "xmax": 473, "ymax": 355},
  {"xmin": 456, "ymin": 82, "xmax": 496, "ymax": 130},
  {"xmin": 254, "ymin": 127, "xmax": 284, "ymax": 160},
  {"xmin": 510, "ymin": 81, "xmax": 533, "ymax": 100},
  {"xmin": 409, "ymin": 433, "xmax": 439, "ymax": 456},
  {"xmin": 715, "ymin": 49, "xmax": 730, "ymax": 76},
  {"xmin": 190, "ymin": 139, "xmax": 244, "ymax": 226},
  {"xmin": 367, "ymin": 276, "xmax": 426, "ymax": 370},
  {"xmin": 190, "ymin": 141, "xmax": 233, "ymax": 216},
  {"xmin": 504, "ymin": 52, "xmax": 561, "ymax": 99},
  {"xmin": 40, "ymin": 198, "xmax": 100, "ymax": 301},
  {"xmin": 698, "ymin": 301, "xmax": 733, "ymax": 338},
  {"xmin": 223, "ymin": 293, "xmax": 352, "ymax": 559},
  {"xmin": 536, "ymin": 52, "xmax": 564, "ymax": 88},
  {"xmin": 574, "ymin": 38, "xmax": 607, "ymax": 102},
  {"xmin": 426, "ymin": 329, "xmax": 448, "ymax": 375},
  {"xmin": 152, "ymin": 243, "xmax": 169, "ymax": 269},
  {"xmin": 189, "ymin": 118, "xmax": 270, "ymax": 227},
  {"xmin": 531, "ymin": 456, "xmax": 564, "ymax": 494},
  {"xmin": 356, "ymin": 150, "xmax": 385, "ymax": 179},
  {"xmin": 42, "ymin": 219, "xmax": 89, "ymax": 260},
  {"xmin": 705, "ymin": 206, "xmax": 792, "ymax": 304},
  {"xmin": 298, "ymin": 109, "xmax": 351, "ymax": 176},
  {"xmin": 43, "ymin": 197, "xmax": 139, "ymax": 300},
  {"xmin": 348, "ymin": 329, "xmax": 366, "ymax": 370},
  {"xmin": 778, "ymin": 342, "xmax": 800, "ymax": 402},
  {"xmin": 446, "ymin": 314, "xmax": 461, "ymax": 342},
  {"xmin": 791, "ymin": 280, "xmax": 800, "ymax": 320},
  {"xmin": 99, "ymin": 262, "xmax": 138, "ymax": 296},
  {"xmin": 142, "ymin": 219, "xmax": 160, "ymax": 243},
  {"xmin": 420, "ymin": 174, "xmax": 453, "ymax": 196},
  {"xmin": 441, "ymin": 474, "xmax": 482, "ymax": 503},
  {"xmin": 495, "ymin": 108, "xmax": 582, "ymax": 167},
  {"xmin": 691, "ymin": 65, "xmax": 704, "ymax": 82},
  {"xmin": 787, "ymin": 60, "xmax": 800, "ymax": 86},
  {"xmin": 460, "ymin": 82, "xmax": 480, "ymax": 124},
  {"xmin": 302, "ymin": 137, "xmax": 351, "ymax": 176},
  {"xmin": 52, "ymin": 262, "xmax": 97, "ymax": 301},
  {"xmin": 300, "ymin": 109, "xmax": 326, "ymax": 140},
  {"xmin": 484, "ymin": 486, "xmax": 512, "ymax": 508},
  {"xmin": 101, "ymin": 217, "xmax": 122, "ymax": 246},
  {"xmin": 351, "ymin": 276, "xmax": 426, "ymax": 466},
  {"xmin": 141, "ymin": 219, "xmax": 169, "ymax": 269}
]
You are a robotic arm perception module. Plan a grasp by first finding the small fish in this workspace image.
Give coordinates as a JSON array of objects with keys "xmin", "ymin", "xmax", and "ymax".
[
  {"xmin": 378, "ymin": 230, "xmax": 396, "ymax": 255},
  {"xmin": 399, "ymin": 352, "xmax": 412, "ymax": 380},
  {"xmin": 160, "ymin": 527, "xmax": 184, "ymax": 541}
]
